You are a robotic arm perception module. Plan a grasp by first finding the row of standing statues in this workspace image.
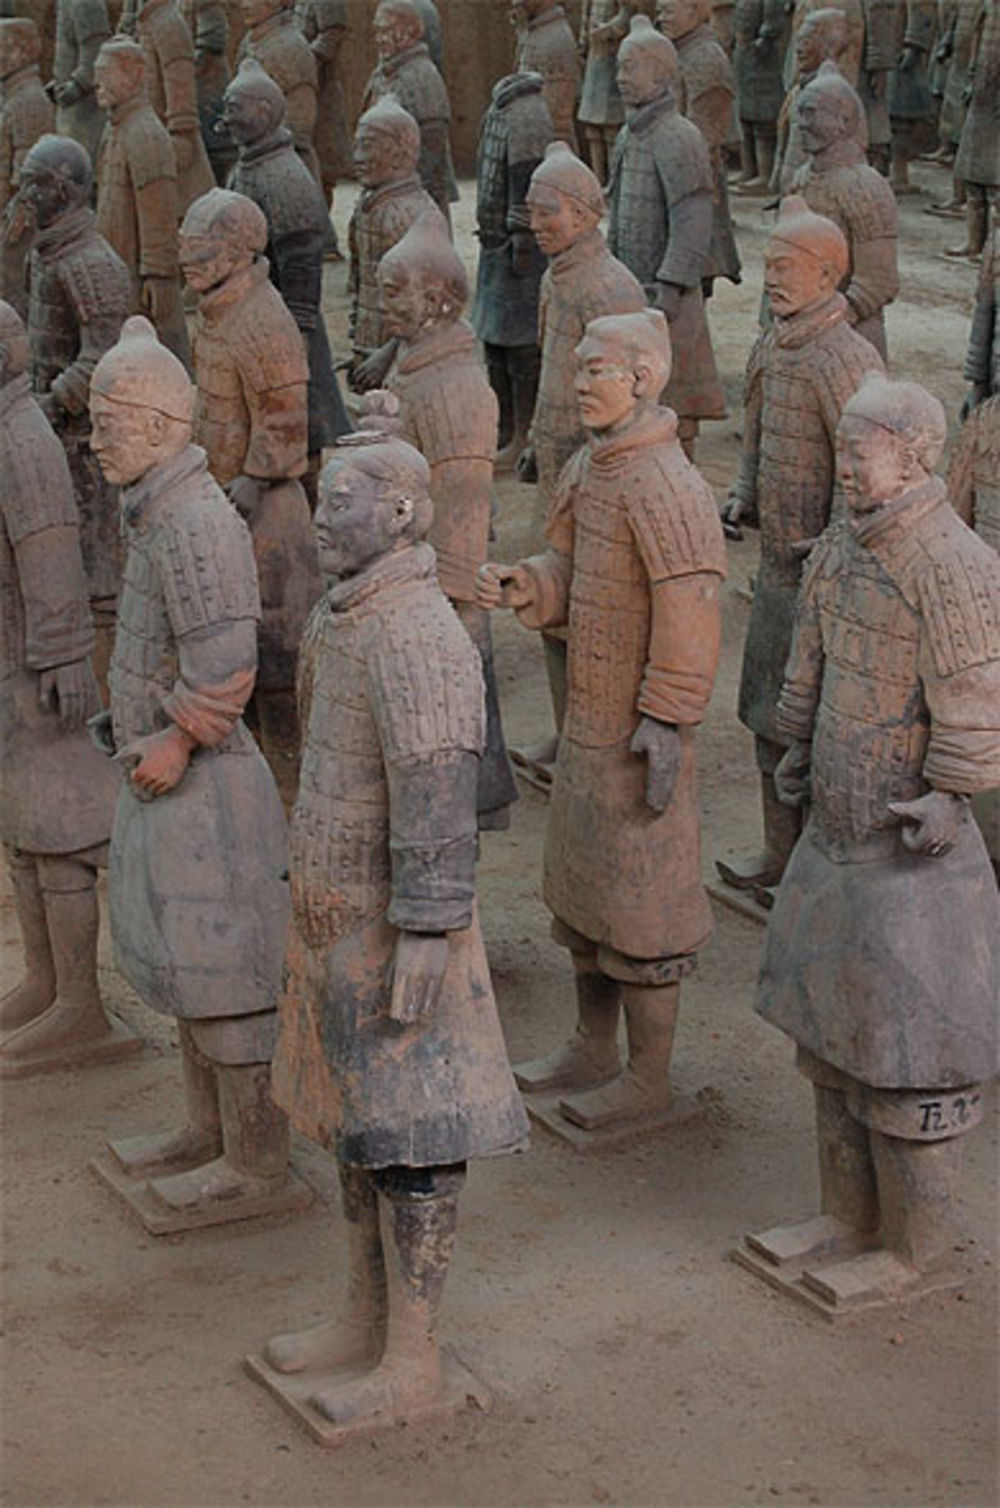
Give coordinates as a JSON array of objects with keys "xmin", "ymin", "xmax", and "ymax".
[{"xmin": 1, "ymin": 0, "xmax": 999, "ymax": 1445}]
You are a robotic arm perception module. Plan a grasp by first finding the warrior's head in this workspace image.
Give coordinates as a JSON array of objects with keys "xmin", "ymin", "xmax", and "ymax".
[
  {"xmin": 178, "ymin": 188, "xmax": 268, "ymax": 296},
  {"xmin": 377, "ymin": 209, "xmax": 465, "ymax": 341},
  {"xmin": 837, "ymin": 374, "xmax": 945, "ymax": 517},
  {"xmin": 19, "ymin": 134, "xmax": 93, "ymax": 229},
  {"xmin": 764, "ymin": 194, "xmax": 849, "ymax": 318},
  {"xmin": 94, "ymin": 36, "xmax": 146, "ymax": 112},
  {"xmin": 352, "ymin": 97, "xmax": 421, "ymax": 188},
  {"xmin": 617, "ymin": 14, "xmax": 678, "ymax": 109},
  {"xmin": 797, "ymin": 62, "xmax": 865, "ymax": 156},
  {"xmin": 656, "ymin": 0, "xmax": 711, "ymax": 44},
  {"xmin": 315, "ymin": 435, "xmax": 433, "ymax": 581},
  {"xmin": 526, "ymin": 142, "xmax": 604, "ymax": 257},
  {"xmin": 0, "ymin": 300, "xmax": 29, "ymax": 388},
  {"xmin": 795, "ymin": 9, "xmax": 849, "ymax": 77},
  {"xmin": 90, "ymin": 316, "xmax": 195, "ymax": 487},
  {"xmin": 0, "ymin": 17, "xmax": 42, "ymax": 82},
  {"xmin": 574, "ymin": 309, "xmax": 671, "ymax": 437},
  {"xmin": 373, "ymin": 0, "xmax": 424, "ymax": 61},
  {"xmin": 222, "ymin": 57, "xmax": 286, "ymax": 148}
]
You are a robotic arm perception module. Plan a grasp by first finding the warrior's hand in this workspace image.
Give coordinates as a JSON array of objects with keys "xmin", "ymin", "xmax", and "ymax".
[
  {"xmin": 39, "ymin": 660, "xmax": 99, "ymax": 730},
  {"xmin": 516, "ymin": 444, "xmax": 538, "ymax": 483},
  {"xmin": 475, "ymin": 562, "xmax": 533, "ymax": 611},
  {"xmin": 140, "ymin": 275, "xmax": 175, "ymax": 328},
  {"xmin": 227, "ymin": 474, "xmax": 266, "ymax": 522},
  {"xmin": 960, "ymin": 383, "xmax": 988, "ymax": 422},
  {"xmin": 888, "ymin": 791, "xmax": 966, "ymax": 857},
  {"xmin": 720, "ymin": 489, "xmax": 748, "ymax": 539},
  {"xmin": 774, "ymin": 740, "xmax": 812, "ymax": 808},
  {"xmin": 511, "ymin": 230, "xmax": 535, "ymax": 277},
  {"xmin": 654, "ymin": 281, "xmax": 682, "ymax": 322},
  {"xmin": 387, "ymin": 931, "xmax": 449, "ymax": 1025},
  {"xmin": 54, "ymin": 78, "xmax": 84, "ymax": 106},
  {"xmin": 170, "ymin": 129, "xmax": 195, "ymax": 175},
  {"xmin": 351, "ymin": 341, "xmax": 396, "ymax": 393},
  {"xmin": 116, "ymin": 725, "xmax": 196, "ymax": 798},
  {"xmin": 631, "ymin": 716, "xmax": 682, "ymax": 813},
  {"xmin": 88, "ymin": 708, "xmax": 116, "ymax": 756}
]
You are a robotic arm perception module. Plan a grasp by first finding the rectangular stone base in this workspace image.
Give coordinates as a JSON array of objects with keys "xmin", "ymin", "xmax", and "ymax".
[
  {"xmin": 0, "ymin": 1017, "xmax": 142, "ymax": 1080},
  {"xmin": 89, "ymin": 1149, "xmax": 313, "ymax": 1236},
  {"xmin": 243, "ymin": 1346, "xmax": 491, "ymax": 1448},
  {"xmin": 524, "ymin": 1087, "xmax": 703, "ymax": 1152},
  {"xmin": 733, "ymin": 1234, "xmax": 960, "ymax": 1322},
  {"xmin": 706, "ymin": 882, "xmax": 770, "ymax": 928}
]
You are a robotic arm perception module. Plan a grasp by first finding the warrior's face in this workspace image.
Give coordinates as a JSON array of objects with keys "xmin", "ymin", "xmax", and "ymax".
[
  {"xmin": 94, "ymin": 51, "xmax": 140, "ymax": 110},
  {"xmin": 90, "ymin": 393, "xmax": 170, "ymax": 486},
  {"xmin": 656, "ymin": 0, "xmax": 702, "ymax": 41},
  {"xmin": 795, "ymin": 17, "xmax": 834, "ymax": 75},
  {"xmin": 178, "ymin": 229, "xmax": 244, "ymax": 294},
  {"xmin": 616, "ymin": 41, "xmax": 669, "ymax": 108},
  {"xmin": 314, "ymin": 464, "xmax": 409, "ymax": 579},
  {"xmin": 18, "ymin": 161, "xmax": 65, "ymax": 230},
  {"xmin": 222, "ymin": 87, "xmax": 273, "ymax": 147},
  {"xmin": 763, "ymin": 240, "xmax": 830, "ymax": 317},
  {"xmin": 797, "ymin": 89, "xmax": 846, "ymax": 155},
  {"xmin": 377, "ymin": 261, "xmax": 429, "ymax": 340},
  {"xmin": 352, "ymin": 123, "xmax": 405, "ymax": 186},
  {"xmin": 526, "ymin": 182, "xmax": 586, "ymax": 256},
  {"xmin": 837, "ymin": 414, "xmax": 908, "ymax": 515},
  {"xmin": 573, "ymin": 334, "xmax": 638, "ymax": 434},
  {"xmin": 373, "ymin": 5, "xmax": 418, "ymax": 60}
]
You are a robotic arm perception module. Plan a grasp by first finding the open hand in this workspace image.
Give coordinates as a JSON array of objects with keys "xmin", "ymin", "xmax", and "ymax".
[
  {"xmin": 387, "ymin": 931, "xmax": 449, "ymax": 1025},
  {"xmin": 630, "ymin": 716, "xmax": 682, "ymax": 813}
]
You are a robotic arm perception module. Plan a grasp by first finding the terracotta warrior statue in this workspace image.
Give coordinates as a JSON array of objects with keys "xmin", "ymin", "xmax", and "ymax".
[
  {"xmin": 21, "ymin": 134, "xmax": 131, "ymax": 686},
  {"xmin": 347, "ymin": 96, "xmax": 439, "ymax": 394},
  {"xmin": 739, "ymin": 374, "xmax": 1000, "ymax": 1313},
  {"xmin": 223, "ymin": 57, "xmax": 350, "ymax": 496},
  {"xmin": 731, "ymin": 0, "xmax": 793, "ymax": 191},
  {"xmin": 365, "ymin": 213, "xmax": 518, "ymax": 831},
  {"xmin": 717, "ymin": 197, "xmax": 883, "ymax": 897},
  {"xmin": 0, "ymin": 17, "xmax": 54, "ymax": 319},
  {"xmin": 949, "ymin": 225, "xmax": 1000, "ymax": 872},
  {"xmin": 238, "ymin": 0, "xmax": 320, "ymax": 183},
  {"xmin": 925, "ymin": 0, "xmax": 980, "ymax": 215},
  {"xmin": 179, "ymin": 186, "xmax": 319, "ymax": 812},
  {"xmin": 89, "ymin": 314, "xmax": 294, "ymax": 1223},
  {"xmin": 771, "ymin": 7, "xmax": 851, "ymax": 194},
  {"xmin": 515, "ymin": 142, "xmax": 645, "ymax": 784},
  {"xmin": 293, "ymin": 0, "xmax": 350, "ymax": 222},
  {"xmin": 130, "ymin": 0, "xmax": 215, "ymax": 212},
  {"xmin": 94, "ymin": 36, "xmax": 191, "ymax": 365},
  {"xmin": 52, "ymin": 0, "xmax": 110, "ymax": 165},
  {"xmin": 182, "ymin": 0, "xmax": 235, "ymax": 184},
  {"xmin": 792, "ymin": 64, "xmax": 898, "ymax": 361},
  {"xmin": 362, "ymin": 0, "xmax": 455, "ymax": 223},
  {"xmin": 0, "ymin": 300, "xmax": 122, "ymax": 1073},
  {"xmin": 471, "ymin": 70, "xmax": 554, "ymax": 472},
  {"xmin": 656, "ymin": 0, "xmax": 742, "ymax": 294},
  {"xmin": 946, "ymin": 0, "xmax": 999, "ymax": 260},
  {"xmin": 608, "ymin": 15, "xmax": 726, "ymax": 459},
  {"xmin": 261, "ymin": 436, "xmax": 528, "ymax": 1432},
  {"xmin": 578, "ymin": 0, "xmax": 630, "ymax": 184},
  {"xmin": 512, "ymin": 0, "xmax": 580, "ymax": 152},
  {"xmin": 886, "ymin": 0, "xmax": 937, "ymax": 193},
  {"xmin": 478, "ymin": 310, "xmax": 727, "ymax": 1136}
]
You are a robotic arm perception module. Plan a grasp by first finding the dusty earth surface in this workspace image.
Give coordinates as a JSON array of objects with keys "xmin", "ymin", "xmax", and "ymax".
[{"xmin": 1, "ymin": 169, "xmax": 997, "ymax": 1508}]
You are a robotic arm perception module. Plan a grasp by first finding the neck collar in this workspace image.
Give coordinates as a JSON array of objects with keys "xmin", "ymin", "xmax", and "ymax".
[
  {"xmin": 325, "ymin": 540, "xmax": 436, "ymax": 612},
  {"xmin": 121, "ymin": 444, "xmax": 207, "ymax": 529}
]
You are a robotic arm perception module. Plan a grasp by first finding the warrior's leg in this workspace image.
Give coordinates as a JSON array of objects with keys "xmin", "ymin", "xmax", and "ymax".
[
  {"xmin": 452, "ymin": 602, "xmax": 518, "ymax": 831},
  {"xmin": 676, "ymin": 416, "xmax": 699, "ymax": 461},
  {"xmin": 716, "ymin": 735, "xmax": 802, "ymax": 891},
  {"xmin": 484, "ymin": 341, "xmax": 514, "ymax": 454},
  {"xmin": 265, "ymin": 1164, "xmax": 387, "ymax": 1374},
  {"xmin": 0, "ymin": 848, "xmax": 55, "ymax": 1035},
  {"xmin": 926, "ymin": 172, "xmax": 966, "ymax": 216},
  {"xmin": 148, "ymin": 1053, "xmax": 289, "ymax": 1211},
  {"xmin": 311, "ymin": 1164, "xmax": 464, "ymax": 1424},
  {"xmin": 558, "ymin": 980, "xmax": 679, "ymax": 1131},
  {"xmin": 514, "ymin": 932, "xmax": 621, "ymax": 1094},
  {"xmin": 510, "ymin": 632, "xmax": 566, "ymax": 781},
  {"xmin": 732, "ymin": 125, "xmax": 774, "ymax": 194},
  {"xmin": 250, "ymin": 687, "xmax": 302, "ymax": 817},
  {"xmin": 1, "ymin": 851, "xmax": 110, "ymax": 1061},
  {"xmin": 495, "ymin": 344, "xmax": 540, "ymax": 472},
  {"xmin": 945, "ymin": 183, "xmax": 988, "ymax": 258},
  {"xmin": 110, "ymin": 1022, "xmax": 223, "ymax": 1176},
  {"xmin": 734, "ymin": 119, "xmax": 758, "ymax": 184},
  {"xmin": 583, "ymin": 125, "xmax": 608, "ymax": 185}
]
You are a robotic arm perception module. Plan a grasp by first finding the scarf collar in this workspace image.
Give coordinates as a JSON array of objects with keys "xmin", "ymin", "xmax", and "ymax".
[
  {"xmin": 587, "ymin": 406, "xmax": 679, "ymax": 469},
  {"xmin": 772, "ymin": 291, "xmax": 848, "ymax": 349},
  {"xmin": 110, "ymin": 92, "xmax": 149, "ymax": 126},
  {"xmin": 625, "ymin": 86, "xmax": 678, "ymax": 135},
  {"xmin": 238, "ymin": 125, "xmax": 296, "ymax": 166},
  {"xmin": 526, "ymin": 5, "xmax": 566, "ymax": 30},
  {"xmin": 33, "ymin": 205, "xmax": 95, "ymax": 261},
  {"xmin": 850, "ymin": 476, "xmax": 947, "ymax": 549},
  {"xmin": 325, "ymin": 540, "xmax": 437, "ymax": 613},
  {"xmin": 1, "ymin": 61, "xmax": 42, "ymax": 92},
  {"xmin": 396, "ymin": 318, "xmax": 477, "ymax": 375},
  {"xmin": 360, "ymin": 172, "xmax": 424, "ymax": 211},
  {"xmin": 121, "ymin": 444, "xmax": 209, "ymax": 531},
  {"xmin": 379, "ymin": 41, "xmax": 429, "ymax": 78},
  {"xmin": 196, "ymin": 256, "xmax": 269, "ymax": 320},
  {"xmin": 808, "ymin": 136, "xmax": 866, "ymax": 173},
  {"xmin": 550, "ymin": 226, "xmax": 607, "ymax": 277},
  {"xmin": 492, "ymin": 70, "xmax": 544, "ymax": 109}
]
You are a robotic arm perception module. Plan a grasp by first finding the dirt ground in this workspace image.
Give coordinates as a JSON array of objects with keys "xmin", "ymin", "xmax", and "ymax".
[{"xmin": 1, "ymin": 167, "xmax": 997, "ymax": 1508}]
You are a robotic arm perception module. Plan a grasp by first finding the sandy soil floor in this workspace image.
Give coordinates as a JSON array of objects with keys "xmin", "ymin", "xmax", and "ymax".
[{"xmin": 1, "ymin": 165, "xmax": 997, "ymax": 1508}]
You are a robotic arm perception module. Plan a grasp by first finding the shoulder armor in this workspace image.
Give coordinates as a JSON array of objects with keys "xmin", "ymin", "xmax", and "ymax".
[
  {"xmin": 58, "ymin": 232, "xmax": 131, "ymax": 324},
  {"xmin": 142, "ymin": 3, "xmax": 196, "ymax": 66},
  {"xmin": 230, "ymin": 149, "xmax": 327, "ymax": 239},
  {"xmin": 365, "ymin": 580, "xmax": 485, "ymax": 761},
  {"xmin": 911, "ymin": 508, "xmax": 1000, "ymax": 678},
  {"xmin": 0, "ymin": 390, "xmax": 77, "ymax": 544},
  {"xmin": 374, "ymin": 180, "xmax": 439, "ymax": 241},
  {"xmin": 390, "ymin": 54, "xmax": 450, "ymax": 123},
  {"xmin": 625, "ymin": 439, "xmax": 728, "ymax": 582},
  {"xmin": 122, "ymin": 105, "xmax": 178, "ymax": 187},
  {"xmin": 156, "ymin": 473, "xmax": 261, "ymax": 636},
  {"xmin": 397, "ymin": 344, "xmax": 496, "ymax": 466},
  {"xmin": 681, "ymin": 31, "xmax": 734, "ymax": 101},
  {"xmin": 651, "ymin": 112, "xmax": 713, "ymax": 204},
  {"xmin": 253, "ymin": 23, "xmax": 317, "ymax": 92},
  {"xmin": 577, "ymin": 248, "xmax": 647, "ymax": 321},
  {"xmin": 808, "ymin": 320, "xmax": 886, "ymax": 397},
  {"xmin": 223, "ymin": 276, "xmax": 309, "ymax": 393},
  {"xmin": 504, "ymin": 88, "xmax": 556, "ymax": 168},
  {"xmin": 826, "ymin": 163, "xmax": 898, "ymax": 240}
]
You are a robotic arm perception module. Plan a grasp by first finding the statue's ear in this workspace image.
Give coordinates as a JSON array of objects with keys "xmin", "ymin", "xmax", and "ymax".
[
  {"xmin": 632, "ymin": 359, "xmax": 658, "ymax": 399},
  {"xmin": 390, "ymin": 493, "xmax": 415, "ymax": 536}
]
